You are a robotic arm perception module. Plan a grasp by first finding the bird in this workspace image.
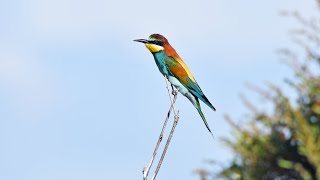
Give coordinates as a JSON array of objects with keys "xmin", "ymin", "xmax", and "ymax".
[{"xmin": 134, "ymin": 34, "xmax": 216, "ymax": 135}]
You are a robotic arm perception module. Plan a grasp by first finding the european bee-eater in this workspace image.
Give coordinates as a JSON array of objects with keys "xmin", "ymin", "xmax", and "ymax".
[{"xmin": 134, "ymin": 34, "xmax": 216, "ymax": 134}]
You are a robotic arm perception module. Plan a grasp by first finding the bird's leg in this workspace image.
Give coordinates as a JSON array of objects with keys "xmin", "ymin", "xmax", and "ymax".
[
  {"xmin": 169, "ymin": 80, "xmax": 180, "ymax": 96},
  {"xmin": 171, "ymin": 84, "xmax": 175, "ymax": 96},
  {"xmin": 165, "ymin": 78, "xmax": 178, "ymax": 115},
  {"xmin": 173, "ymin": 87, "xmax": 179, "ymax": 96}
]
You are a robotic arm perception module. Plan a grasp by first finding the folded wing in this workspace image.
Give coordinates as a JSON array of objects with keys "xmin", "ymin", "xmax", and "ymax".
[{"xmin": 164, "ymin": 56, "xmax": 216, "ymax": 111}]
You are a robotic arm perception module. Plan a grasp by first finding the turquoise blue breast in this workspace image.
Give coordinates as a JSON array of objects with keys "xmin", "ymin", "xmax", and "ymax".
[{"xmin": 152, "ymin": 51, "xmax": 169, "ymax": 76}]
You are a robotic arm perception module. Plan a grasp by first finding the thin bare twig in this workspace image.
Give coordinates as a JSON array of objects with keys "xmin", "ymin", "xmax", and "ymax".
[
  {"xmin": 152, "ymin": 110, "xmax": 179, "ymax": 180},
  {"xmin": 150, "ymin": 78, "xmax": 180, "ymax": 180},
  {"xmin": 143, "ymin": 77, "xmax": 179, "ymax": 180},
  {"xmin": 143, "ymin": 90, "xmax": 178, "ymax": 179}
]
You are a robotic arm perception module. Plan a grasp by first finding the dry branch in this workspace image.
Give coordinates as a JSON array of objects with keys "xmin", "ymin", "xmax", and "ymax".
[{"xmin": 143, "ymin": 77, "xmax": 180, "ymax": 180}]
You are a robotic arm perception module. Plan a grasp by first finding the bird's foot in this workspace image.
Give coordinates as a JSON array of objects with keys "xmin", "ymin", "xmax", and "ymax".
[{"xmin": 172, "ymin": 88, "xmax": 179, "ymax": 96}]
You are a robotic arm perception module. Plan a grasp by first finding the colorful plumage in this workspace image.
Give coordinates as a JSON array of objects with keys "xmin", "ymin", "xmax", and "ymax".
[{"xmin": 134, "ymin": 34, "xmax": 216, "ymax": 135}]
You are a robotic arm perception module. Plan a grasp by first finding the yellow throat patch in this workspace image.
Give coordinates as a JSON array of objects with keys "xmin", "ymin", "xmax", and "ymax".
[{"xmin": 145, "ymin": 43, "xmax": 164, "ymax": 53}]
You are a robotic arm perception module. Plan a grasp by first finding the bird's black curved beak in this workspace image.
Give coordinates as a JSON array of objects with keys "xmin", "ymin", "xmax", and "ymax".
[{"xmin": 133, "ymin": 39, "xmax": 149, "ymax": 44}]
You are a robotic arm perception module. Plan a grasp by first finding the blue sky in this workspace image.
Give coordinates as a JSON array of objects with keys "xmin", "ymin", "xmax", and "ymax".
[{"xmin": 0, "ymin": 0, "xmax": 317, "ymax": 179}]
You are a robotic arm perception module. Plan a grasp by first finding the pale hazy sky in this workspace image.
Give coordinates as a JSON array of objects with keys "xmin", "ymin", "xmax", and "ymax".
[{"xmin": 0, "ymin": 0, "xmax": 317, "ymax": 180}]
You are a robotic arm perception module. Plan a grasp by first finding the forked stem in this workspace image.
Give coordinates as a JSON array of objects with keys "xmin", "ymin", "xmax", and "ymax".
[{"xmin": 143, "ymin": 77, "xmax": 179, "ymax": 180}]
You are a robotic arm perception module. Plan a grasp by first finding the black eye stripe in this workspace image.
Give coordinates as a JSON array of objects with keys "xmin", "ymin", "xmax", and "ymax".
[{"xmin": 150, "ymin": 40, "xmax": 164, "ymax": 46}]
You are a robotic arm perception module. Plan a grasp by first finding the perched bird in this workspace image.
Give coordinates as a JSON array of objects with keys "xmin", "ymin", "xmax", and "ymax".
[{"xmin": 134, "ymin": 34, "xmax": 216, "ymax": 135}]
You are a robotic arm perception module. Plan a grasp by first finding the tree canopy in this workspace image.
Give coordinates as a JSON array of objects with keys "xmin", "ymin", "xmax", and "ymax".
[{"xmin": 198, "ymin": 1, "xmax": 320, "ymax": 180}]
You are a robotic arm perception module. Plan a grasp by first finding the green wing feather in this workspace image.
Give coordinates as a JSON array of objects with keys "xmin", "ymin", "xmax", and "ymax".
[{"xmin": 165, "ymin": 56, "xmax": 216, "ymax": 111}]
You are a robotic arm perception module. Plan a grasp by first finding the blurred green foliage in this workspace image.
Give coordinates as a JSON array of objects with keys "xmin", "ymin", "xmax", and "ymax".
[{"xmin": 197, "ymin": 1, "xmax": 320, "ymax": 180}]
